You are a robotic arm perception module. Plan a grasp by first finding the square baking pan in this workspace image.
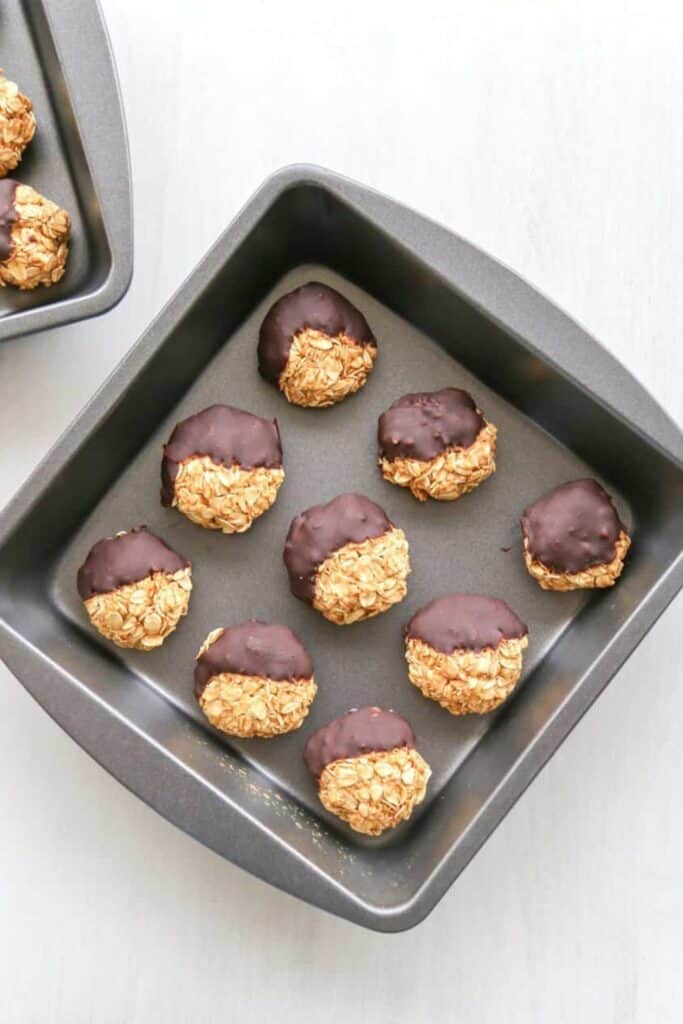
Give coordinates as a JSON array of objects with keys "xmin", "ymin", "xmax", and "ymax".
[
  {"xmin": 0, "ymin": 0, "xmax": 132, "ymax": 341},
  {"xmin": 0, "ymin": 165, "xmax": 681, "ymax": 932}
]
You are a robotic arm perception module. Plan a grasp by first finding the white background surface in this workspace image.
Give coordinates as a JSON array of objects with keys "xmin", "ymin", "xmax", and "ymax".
[{"xmin": 1, "ymin": 1, "xmax": 682, "ymax": 1021}]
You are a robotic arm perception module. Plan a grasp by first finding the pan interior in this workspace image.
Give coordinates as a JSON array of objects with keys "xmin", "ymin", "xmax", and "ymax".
[{"xmin": 50, "ymin": 263, "xmax": 632, "ymax": 840}]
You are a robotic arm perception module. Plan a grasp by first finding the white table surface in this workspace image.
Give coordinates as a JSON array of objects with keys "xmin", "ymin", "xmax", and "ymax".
[{"xmin": 1, "ymin": 1, "xmax": 682, "ymax": 1021}]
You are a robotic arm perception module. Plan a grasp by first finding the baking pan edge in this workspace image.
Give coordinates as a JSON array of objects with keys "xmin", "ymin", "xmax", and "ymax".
[{"xmin": 0, "ymin": 165, "xmax": 681, "ymax": 931}]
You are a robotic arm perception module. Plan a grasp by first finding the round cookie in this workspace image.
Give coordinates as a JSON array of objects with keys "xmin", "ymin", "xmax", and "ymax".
[
  {"xmin": 0, "ymin": 69, "xmax": 36, "ymax": 177},
  {"xmin": 161, "ymin": 403, "xmax": 284, "ymax": 533},
  {"xmin": 405, "ymin": 594, "xmax": 529, "ymax": 714},
  {"xmin": 284, "ymin": 492, "xmax": 410, "ymax": 625},
  {"xmin": 194, "ymin": 620, "xmax": 316, "ymax": 738},
  {"xmin": 258, "ymin": 281, "xmax": 378, "ymax": 407},
  {"xmin": 303, "ymin": 706, "xmax": 431, "ymax": 836},
  {"xmin": 0, "ymin": 180, "xmax": 70, "ymax": 289},
  {"xmin": 378, "ymin": 387, "xmax": 497, "ymax": 501},
  {"xmin": 77, "ymin": 527, "xmax": 192, "ymax": 650},
  {"xmin": 521, "ymin": 478, "xmax": 631, "ymax": 590}
]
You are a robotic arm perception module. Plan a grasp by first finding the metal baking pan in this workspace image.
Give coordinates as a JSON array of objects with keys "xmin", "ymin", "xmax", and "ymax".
[
  {"xmin": 1, "ymin": 166, "xmax": 681, "ymax": 932},
  {"xmin": 0, "ymin": 0, "xmax": 132, "ymax": 341}
]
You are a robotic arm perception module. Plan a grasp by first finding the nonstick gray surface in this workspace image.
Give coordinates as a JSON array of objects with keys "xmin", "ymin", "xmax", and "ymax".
[{"xmin": 52, "ymin": 264, "xmax": 631, "ymax": 841}]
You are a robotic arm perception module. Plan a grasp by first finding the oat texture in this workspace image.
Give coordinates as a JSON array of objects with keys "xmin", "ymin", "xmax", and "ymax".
[
  {"xmin": 312, "ymin": 527, "xmax": 410, "ymax": 625},
  {"xmin": 0, "ymin": 71, "xmax": 36, "ymax": 176},
  {"xmin": 380, "ymin": 422, "xmax": 497, "ymax": 501},
  {"xmin": 406, "ymin": 634, "xmax": 528, "ymax": 715},
  {"xmin": 317, "ymin": 747, "xmax": 431, "ymax": 836},
  {"xmin": 523, "ymin": 530, "xmax": 631, "ymax": 591},
  {"xmin": 170, "ymin": 456, "xmax": 284, "ymax": 533},
  {"xmin": 83, "ymin": 567, "xmax": 192, "ymax": 650},
  {"xmin": 278, "ymin": 329, "xmax": 377, "ymax": 407},
  {"xmin": 0, "ymin": 183, "xmax": 70, "ymax": 289},
  {"xmin": 195, "ymin": 637, "xmax": 315, "ymax": 742}
]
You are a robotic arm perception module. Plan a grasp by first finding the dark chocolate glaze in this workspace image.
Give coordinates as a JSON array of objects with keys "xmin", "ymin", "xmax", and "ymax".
[
  {"xmin": 161, "ymin": 403, "xmax": 282, "ymax": 506},
  {"xmin": 194, "ymin": 619, "xmax": 313, "ymax": 698},
  {"xmin": 258, "ymin": 281, "xmax": 376, "ymax": 385},
  {"xmin": 521, "ymin": 478, "xmax": 626, "ymax": 573},
  {"xmin": 303, "ymin": 706, "xmax": 416, "ymax": 781},
  {"xmin": 406, "ymin": 594, "xmax": 528, "ymax": 654},
  {"xmin": 284, "ymin": 493, "xmax": 393, "ymax": 602},
  {"xmin": 0, "ymin": 179, "xmax": 19, "ymax": 262},
  {"xmin": 77, "ymin": 527, "xmax": 190, "ymax": 600},
  {"xmin": 378, "ymin": 387, "xmax": 486, "ymax": 462}
]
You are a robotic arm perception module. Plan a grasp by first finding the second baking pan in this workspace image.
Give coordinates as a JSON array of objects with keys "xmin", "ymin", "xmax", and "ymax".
[
  {"xmin": 0, "ymin": 0, "xmax": 132, "ymax": 341},
  {"xmin": 0, "ymin": 166, "xmax": 681, "ymax": 931}
]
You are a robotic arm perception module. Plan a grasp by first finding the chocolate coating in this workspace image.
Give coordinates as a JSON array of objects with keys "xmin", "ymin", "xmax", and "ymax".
[
  {"xmin": 0, "ymin": 179, "xmax": 19, "ymax": 262},
  {"xmin": 195, "ymin": 620, "xmax": 313, "ymax": 698},
  {"xmin": 406, "ymin": 594, "xmax": 528, "ymax": 653},
  {"xmin": 521, "ymin": 478, "xmax": 626, "ymax": 574},
  {"xmin": 378, "ymin": 388, "xmax": 486, "ymax": 462},
  {"xmin": 258, "ymin": 281, "xmax": 376, "ymax": 385},
  {"xmin": 284, "ymin": 492, "xmax": 393, "ymax": 601},
  {"xmin": 161, "ymin": 403, "xmax": 282, "ymax": 506},
  {"xmin": 77, "ymin": 527, "xmax": 190, "ymax": 600},
  {"xmin": 304, "ymin": 707, "xmax": 416, "ymax": 781}
]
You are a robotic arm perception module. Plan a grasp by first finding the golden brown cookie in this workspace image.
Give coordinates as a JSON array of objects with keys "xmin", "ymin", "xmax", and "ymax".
[
  {"xmin": 0, "ymin": 181, "xmax": 70, "ymax": 289},
  {"xmin": 161, "ymin": 404, "xmax": 284, "ymax": 533},
  {"xmin": 378, "ymin": 387, "xmax": 497, "ymax": 501},
  {"xmin": 521, "ymin": 478, "xmax": 631, "ymax": 590},
  {"xmin": 284, "ymin": 493, "xmax": 410, "ymax": 625},
  {"xmin": 304, "ymin": 707, "xmax": 431, "ymax": 836},
  {"xmin": 195, "ymin": 621, "xmax": 316, "ymax": 738},
  {"xmin": 258, "ymin": 281, "xmax": 377, "ymax": 407},
  {"xmin": 77, "ymin": 527, "xmax": 192, "ymax": 650},
  {"xmin": 0, "ymin": 70, "xmax": 36, "ymax": 177},
  {"xmin": 405, "ymin": 594, "xmax": 529, "ymax": 714}
]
